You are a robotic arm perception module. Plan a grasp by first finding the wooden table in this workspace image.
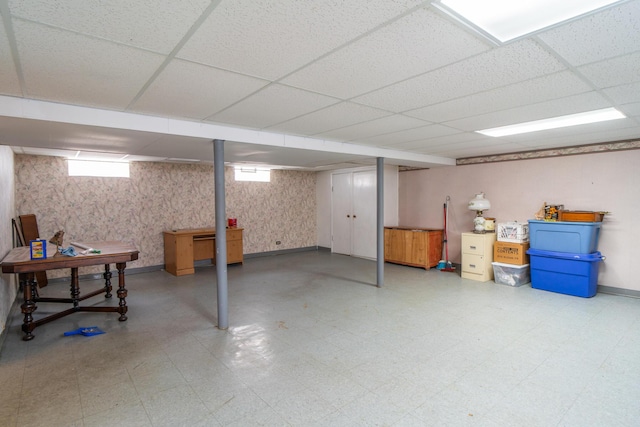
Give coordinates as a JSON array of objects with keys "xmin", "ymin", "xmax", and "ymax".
[{"xmin": 1, "ymin": 241, "xmax": 139, "ymax": 341}]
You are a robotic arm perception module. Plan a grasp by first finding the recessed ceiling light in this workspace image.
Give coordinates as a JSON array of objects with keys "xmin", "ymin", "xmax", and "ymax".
[
  {"xmin": 477, "ymin": 108, "xmax": 626, "ymax": 137},
  {"xmin": 434, "ymin": 0, "xmax": 624, "ymax": 43}
]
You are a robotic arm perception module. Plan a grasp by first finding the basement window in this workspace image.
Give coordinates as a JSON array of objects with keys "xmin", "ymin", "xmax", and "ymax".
[
  {"xmin": 234, "ymin": 167, "xmax": 270, "ymax": 182},
  {"xmin": 68, "ymin": 160, "xmax": 130, "ymax": 178}
]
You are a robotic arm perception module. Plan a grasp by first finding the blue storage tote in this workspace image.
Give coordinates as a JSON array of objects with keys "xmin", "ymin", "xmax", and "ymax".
[
  {"xmin": 527, "ymin": 249, "xmax": 604, "ymax": 298},
  {"xmin": 528, "ymin": 220, "xmax": 601, "ymax": 253}
]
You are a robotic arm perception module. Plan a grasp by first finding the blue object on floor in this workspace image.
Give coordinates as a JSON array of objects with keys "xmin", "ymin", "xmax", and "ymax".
[
  {"xmin": 60, "ymin": 246, "xmax": 78, "ymax": 257},
  {"xmin": 63, "ymin": 326, "xmax": 105, "ymax": 336},
  {"xmin": 527, "ymin": 249, "xmax": 604, "ymax": 298}
]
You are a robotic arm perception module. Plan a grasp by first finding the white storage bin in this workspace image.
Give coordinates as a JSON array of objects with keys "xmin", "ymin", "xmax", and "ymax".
[
  {"xmin": 492, "ymin": 262, "xmax": 530, "ymax": 287},
  {"xmin": 497, "ymin": 222, "xmax": 529, "ymax": 243}
]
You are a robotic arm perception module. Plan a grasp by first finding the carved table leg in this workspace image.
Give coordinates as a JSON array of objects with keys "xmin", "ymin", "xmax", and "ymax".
[
  {"xmin": 116, "ymin": 262, "xmax": 128, "ymax": 321},
  {"xmin": 103, "ymin": 264, "xmax": 113, "ymax": 298},
  {"xmin": 70, "ymin": 267, "xmax": 80, "ymax": 307},
  {"xmin": 21, "ymin": 273, "xmax": 37, "ymax": 341}
]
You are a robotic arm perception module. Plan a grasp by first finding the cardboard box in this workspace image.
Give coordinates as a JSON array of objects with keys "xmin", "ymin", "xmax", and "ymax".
[{"xmin": 494, "ymin": 241, "xmax": 529, "ymax": 265}]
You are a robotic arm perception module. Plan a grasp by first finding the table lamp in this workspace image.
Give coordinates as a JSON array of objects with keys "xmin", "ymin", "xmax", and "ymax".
[
  {"xmin": 468, "ymin": 193, "xmax": 491, "ymax": 233},
  {"xmin": 49, "ymin": 230, "xmax": 65, "ymax": 252}
]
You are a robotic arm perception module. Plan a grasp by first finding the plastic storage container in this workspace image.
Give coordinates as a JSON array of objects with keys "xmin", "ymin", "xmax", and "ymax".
[
  {"xmin": 528, "ymin": 220, "xmax": 601, "ymax": 253},
  {"xmin": 527, "ymin": 249, "xmax": 604, "ymax": 298},
  {"xmin": 492, "ymin": 262, "xmax": 530, "ymax": 287}
]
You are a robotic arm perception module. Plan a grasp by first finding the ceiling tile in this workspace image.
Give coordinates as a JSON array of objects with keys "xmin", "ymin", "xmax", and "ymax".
[
  {"xmin": 319, "ymin": 114, "xmax": 431, "ymax": 141},
  {"xmin": 15, "ymin": 21, "xmax": 165, "ymax": 109},
  {"xmin": 130, "ymin": 59, "xmax": 270, "ymax": 120},
  {"xmin": 406, "ymin": 71, "xmax": 592, "ymax": 123},
  {"xmin": 8, "ymin": 0, "xmax": 211, "ymax": 54},
  {"xmin": 537, "ymin": 0, "xmax": 640, "ymax": 66},
  {"xmin": 353, "ymin": 39, "xmax": 566, "ymax": 112},
  {"xmin": 603, "ymin": 82, "xmax": 640, "ymax": 105},
  {"xmin": 209, "ymin": 84, "xmax": 341, "ymax": 129},
  {"xmin": 266, "ymin": 102, "xmax": 391, "ymax": 136},
  {"xmin": 281, "ymin": 8, "xmax": 490, "ymax": 99},
  {"xmin": 618, "ymin": 101, "xmax": 640, "ymax": 118},
  {"xmin": 514, "ymin": 120, "xmax": 640, "ymax": 148},
  {"xmin": 0, "ymin": 20, "xmax": 21, "ymax": 97},
  {"xmin": 578, "ymin": 52, "xmax": 640, "ymax": 88},
  {"xmin": 444, "ymin": 92, "xmax": 613, "ymax": 132},
  {"xmin": 177, "ymin": 0, "xmax": 425, "ymax": 80}
]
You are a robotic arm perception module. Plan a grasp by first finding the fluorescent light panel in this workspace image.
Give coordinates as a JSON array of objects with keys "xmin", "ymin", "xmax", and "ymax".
[
  {"xmin": 438, "ymin": 0, "xmax": 624, "ymax": 42},
  {"xmin": 477, "ymin": 108, "xmax": 626, "ymax": 137}
]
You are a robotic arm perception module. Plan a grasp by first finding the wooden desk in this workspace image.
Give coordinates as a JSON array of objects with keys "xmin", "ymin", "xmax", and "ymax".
[
  {"xmin": 1, "ymin": 241, "xmax": 139, "ymax": 341},
  {"xmin": 163, "ymin": 228, "xmax": 243, "ymax": 276}
]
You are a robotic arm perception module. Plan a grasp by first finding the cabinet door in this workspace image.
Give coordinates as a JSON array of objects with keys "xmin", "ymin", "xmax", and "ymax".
[
  {"xmin": 409, "ymin": 232, "xmax": 427, "ymax": 266},
  {"xmin": 384, "ymin": 228, "xmax": 405, "ymax": 262},
  {"xmin": 227, "ymin": 239, "xmax": 243, "ymax": 264},
  {"xmin": 225, "ymin": 229, "xmax": 243, "ymax": 264}
]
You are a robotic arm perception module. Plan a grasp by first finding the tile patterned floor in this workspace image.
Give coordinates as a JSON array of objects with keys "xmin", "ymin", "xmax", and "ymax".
[{"xmin": 1, "ymin": 250, "xmax": 639, "ymax": 426}]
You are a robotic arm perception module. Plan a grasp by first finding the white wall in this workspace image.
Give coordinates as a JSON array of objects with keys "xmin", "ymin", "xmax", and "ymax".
[
  {"xmin": 399, "ymin": 149, "xmax": 640, "ymax": 293},
  {"xmin": 0, "ymin": 146, "xmax": 17, "ymax": 335},
  {"xmin": 316, "ymin": 164, "xmax": 399, "ymax": 249}
]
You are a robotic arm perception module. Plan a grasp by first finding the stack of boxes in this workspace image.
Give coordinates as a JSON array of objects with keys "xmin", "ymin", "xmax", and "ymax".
[
  {"xmin": 492, "ymin": 222, "xmax": 531, "ymax": 287},
  {"xmin": 526, "ymin": 218, "xmax": 605, "ymax": 298}
]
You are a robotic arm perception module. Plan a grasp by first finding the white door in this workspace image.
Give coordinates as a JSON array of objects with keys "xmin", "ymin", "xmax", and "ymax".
[
  {"xmin": 331, "ymin": 170, "xmax": 377, "ymax": 258},
  {"xmin": 332, "ymin": 172, "xmax": 352, "ymax": 255},
  {"xmin": 352, "ymin": 170, "xmax": 376, "ymax": 258}
]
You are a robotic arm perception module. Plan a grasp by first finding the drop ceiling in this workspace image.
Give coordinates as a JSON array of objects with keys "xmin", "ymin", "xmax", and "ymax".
[{"xmin": 1, "ymin": 0, "xmax": 639, "ymax": 170}]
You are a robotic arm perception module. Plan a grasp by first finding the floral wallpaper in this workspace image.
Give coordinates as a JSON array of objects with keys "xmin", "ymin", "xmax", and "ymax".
[
  {"xmin": 457, "ymin": 139, "xmax": 640, "ymax": 165},
  {"xmin": 14, "ymin": 155, "xmax": 316, "ymax": 278}
]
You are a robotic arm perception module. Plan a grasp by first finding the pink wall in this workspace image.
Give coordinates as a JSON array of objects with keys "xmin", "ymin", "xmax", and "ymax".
[{"xmin": 399, "ymin": 149, "xmax": 640, "ymax": 292}]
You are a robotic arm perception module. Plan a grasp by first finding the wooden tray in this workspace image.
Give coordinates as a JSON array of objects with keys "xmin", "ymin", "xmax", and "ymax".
[{"xmin": 558, "ymin": 210, "xmax": 606, "ymax": 222}]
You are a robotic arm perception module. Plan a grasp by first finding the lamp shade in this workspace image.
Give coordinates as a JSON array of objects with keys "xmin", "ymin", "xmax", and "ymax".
[{"xmin": 468, "ymin": 193, "xmax": 491, "ymax": 211}]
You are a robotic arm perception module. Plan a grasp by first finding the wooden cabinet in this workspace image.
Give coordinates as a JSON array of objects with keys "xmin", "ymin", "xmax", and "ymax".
[
  {"xmin": 384, "ymin": 227, "xmax": 443, "ymax": 270},
  {"xmin": 225, "ymin": 228, "xmax": 243, "ymax": 264},
  {"xmin": 163, "ymin": 228, "xmax": 243, "ymax": 276},
  {"xmin": 461, "ymin": 232, "xmax": 496, "ymax": 282}
]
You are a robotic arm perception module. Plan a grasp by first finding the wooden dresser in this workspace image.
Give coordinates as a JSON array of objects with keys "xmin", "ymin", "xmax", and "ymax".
[
  {"xmin": 163, "ymin": 228, "xmax": 243, "ymax": 276},
  {"xmin": 384, "ymin": 227, "xmax": 443, "ymax": 270}
]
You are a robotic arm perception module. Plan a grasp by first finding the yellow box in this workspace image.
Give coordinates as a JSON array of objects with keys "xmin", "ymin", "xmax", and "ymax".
[{"xmin": 29, "ymin": 239, "xmax": 47, "ymax": 260}]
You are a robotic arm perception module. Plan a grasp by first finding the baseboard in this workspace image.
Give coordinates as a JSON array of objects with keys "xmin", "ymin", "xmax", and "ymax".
[
  {"xmin": 597, "ymin": 285, "xmax": 640, "ymax": 299},
  {"xmin": 244, "ymin": 246, "xmax": 319, "ymax": 259}
]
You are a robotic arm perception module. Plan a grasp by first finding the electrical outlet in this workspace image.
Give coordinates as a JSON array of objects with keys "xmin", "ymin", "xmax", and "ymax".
[{"xmin": 276, "ymin": 240, "xmax": 281, "ymax": 245}]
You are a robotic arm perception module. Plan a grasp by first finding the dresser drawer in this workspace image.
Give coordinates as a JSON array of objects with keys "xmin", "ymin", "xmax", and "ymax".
[
  {"xmin": 462, "ymin": 253, "xmax": 487, "ymax": 275},
  {"xmin": 462, "ymin": 234, "xmax": 488, "ymax": 255}
]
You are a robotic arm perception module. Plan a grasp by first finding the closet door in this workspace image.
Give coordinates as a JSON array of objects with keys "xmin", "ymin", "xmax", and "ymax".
[
  {"xmin": 331, "ymin": 170, "xmax": 376, "ymax": 259},
  {"xmin": 332, "ymin": 172, "xmax": 352, "ymax": 255},
  {"xmin": 351, "ymin": 170, "xmax": 376, "ymax": 259}
]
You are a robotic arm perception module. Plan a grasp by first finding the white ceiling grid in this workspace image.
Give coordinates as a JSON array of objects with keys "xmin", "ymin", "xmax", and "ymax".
[{"xmin": 0, "ymin": 0, "xmax": 638, "ymax": 169}]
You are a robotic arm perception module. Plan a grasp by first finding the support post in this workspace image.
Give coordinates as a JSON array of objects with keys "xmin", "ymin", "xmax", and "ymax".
[
  {"xmin": 213, "ymin": 139, "xmax": 228, "ymax": 329},
  {"xmin": 376, "ymin": 157, "xmax": 384, "ymax": 287}
]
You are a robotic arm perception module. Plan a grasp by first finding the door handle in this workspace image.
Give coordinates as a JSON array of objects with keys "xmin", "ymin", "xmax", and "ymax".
[
  {"xmin": 347, "ymin": 215, "xmax": 350, "ymax": 218},
  {"xmin": 353, "ymin": 215, "xmax": 356, "ymax": 218}
]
